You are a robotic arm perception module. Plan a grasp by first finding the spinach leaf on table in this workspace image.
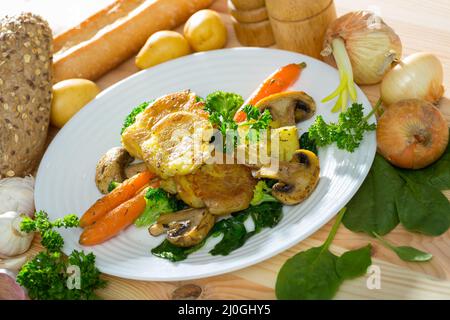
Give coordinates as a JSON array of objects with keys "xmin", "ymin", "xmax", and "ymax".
[
  {"xmin": 373, "ymin": 232, "xmax": 432, "ymax": 262},
  {"xmin": 276, "ymin": 208, "xmax": 372, "ymax": 300},
  {"xmin": 398, "ymin": 137, "xmax": 450, "ymax": 190},
  {"xmin": 343, "ymin": 154, "xmax": 404, "ymax": 236},
  {"xmin": 336, "ymin": 244, "xmax": 372, "ymax": 279},
  {"xmin": 396, "ymin": 177, "xmax": 450, "ymax": 236}
]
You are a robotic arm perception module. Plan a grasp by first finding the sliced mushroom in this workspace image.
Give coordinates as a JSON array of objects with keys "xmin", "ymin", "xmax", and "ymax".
[
  {"xmin": 255, "ymin": 91, "xmax": 316, "ymax": 128},
  {"xmin": 254, "ymin": 149, "xmax": 320, "ymax": 205},
  {"xmin": 95, "ymin": 147, "xmax": 133, "ymax": 194},
  {"xmin": 124, "ymin": 162, "xmax": 148, "ymax": 179},
  {"xmin": 151, "ymin": 208, "xmax": 215, "ymax": 247}
]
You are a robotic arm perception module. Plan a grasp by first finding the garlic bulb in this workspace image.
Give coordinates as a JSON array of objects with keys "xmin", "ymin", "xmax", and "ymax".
[
  {"xmin": 0, "ymin": 211, "xmax": 34, "ymax": 258},
  {"xmin": 0, "ymin": 176, "xmax": 35, "ymax": 217},
  {"xmin": 322, "ymin": 11, "xmax": 402, "ymax": 85}
]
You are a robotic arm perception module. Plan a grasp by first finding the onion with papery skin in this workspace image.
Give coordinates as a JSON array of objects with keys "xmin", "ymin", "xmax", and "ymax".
[
  {"xmin": 321, "ymin": 11, "xmax": 402, "ymax": 112},
  {"xmin": 381, "ymin": 52, "xmax": 444, "ymax": 106},
  {"xmin": 377, "ymin": 99, "xmax": 449, "ymax": 169},
  {"xmin": 0, "ymin": 269, "xmax": 28, "ymax": 300}
]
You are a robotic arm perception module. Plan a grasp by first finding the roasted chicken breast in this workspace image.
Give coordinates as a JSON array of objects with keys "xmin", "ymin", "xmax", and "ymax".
[
  {"xmin": 175, "ymin": 164, "xmax": 257, "ymax": 215},
  {"xmin": 121, "ymin": 90, "xmax": 212, "ymax": 178}
]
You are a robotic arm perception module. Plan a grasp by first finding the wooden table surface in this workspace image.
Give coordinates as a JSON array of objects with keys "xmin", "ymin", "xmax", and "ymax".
[{"xmin": 4, "ymin": 0, "xmax": 450, "ymax": 299}]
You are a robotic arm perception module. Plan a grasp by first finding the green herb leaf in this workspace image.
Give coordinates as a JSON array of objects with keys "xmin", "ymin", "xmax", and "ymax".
[
  {"xmin": 17, "ymin": 212, "xmax": 105, "ymax": 300},
  {"xmin": 336, "ymin": 244, "xmax": 372, "ymax": 279},
  {"xmin": 308, "ymin": 103, "xmax": 376, "ymax": 152},
  {"xmin": 343, "ymin": 154, "xmax": 404, "ymax": 236},
  {"xmin": 299, "ymin": 131, "xmax": 318, "ymax": 155},
  {"xmin": 373, "ymin": 232, "xmax": 432, "ymax": 262},
  {"xmin": 396, "ymin": 178, "xmax": 450, "ymax": 236},
  {"xmin": 21, "ymin": 211, "xmax": 80, "ymax": 252}
]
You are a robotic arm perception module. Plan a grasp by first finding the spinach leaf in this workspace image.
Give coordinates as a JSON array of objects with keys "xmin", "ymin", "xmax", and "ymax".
[
  {"xmin": 336, "ymin": 244, "xmax": 372, "ymax": 279},
  {"xmin": 398, "ymin": 137, "xmax": 450, "ymax": 190},
  {"xmin": 210, "ymin": 219, "xmax": 248, "ymax": 256},
  {"xmin": 151, "ymin": 239, "xmax": 206, "ymax": 262},
  {"xmin": 211, "ymin": 202, "xmax": 283, "ymax": 256},
  {"xmin": 343, "ymin": 154, "xmax": 404, "ymax": 236},
  {"xmin": 151, "ymin": 202, "xmax": 283, "ymax": 261},
  {"xmin": 373, "ymin": 232, "xmax": 432, "ymax": 262},
  {"xmin": 299, "ymin": 131, "xmax": 318, "ymax": 155},
  {"xmin": 276, "ymin": 246, "xmax": 341, "ymax": 300},
  {"xmin": 396, "ymin": 177, "xmax": 450, "ymax": 236},
  {"xmin": 276, "ymin": 208, "xmax": 372, "ymax": 300}
]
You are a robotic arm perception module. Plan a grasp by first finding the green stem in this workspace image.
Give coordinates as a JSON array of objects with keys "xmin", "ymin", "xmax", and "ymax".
[
  {"xmin": 297, "ymin": 62, "xmax": 307, "ymax": 69},
  {"xmin": 372, "ymin": 232, "xmax": 396, "ymax": 251},
  {"xmin": 363, "ymin": 98, "xmax": 382, "ymax": 122},
  {"xmin": 322, "ymin": 207, "xmax": 347, "ymax": 251}
]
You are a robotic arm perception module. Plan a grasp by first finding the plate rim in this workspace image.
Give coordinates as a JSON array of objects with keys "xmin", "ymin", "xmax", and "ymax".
[{"xmin": 35, "ymin": 47, "xmax": 376, "ymax": 281}]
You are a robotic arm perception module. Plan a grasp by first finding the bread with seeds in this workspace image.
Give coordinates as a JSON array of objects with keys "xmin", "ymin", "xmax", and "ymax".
[{"xmin": 0, "ymin": 13, "xmax": 53, "ymax": 177}]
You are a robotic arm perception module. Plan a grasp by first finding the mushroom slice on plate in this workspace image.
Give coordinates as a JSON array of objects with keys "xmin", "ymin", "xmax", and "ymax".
[
  {"xmin": 152, "ymin": 208, "xmax": 215, "ymax": 247},
  {"xmin": 255, "ymin": 149, "xmax": 320, "ymax": 205},
  {"xmin": 255, "ymin": 91, "xmax": 316, "ymax": 128},
  {"xmin": 95, "ymin": 147, "xmax": 133, "ymax": 194}
]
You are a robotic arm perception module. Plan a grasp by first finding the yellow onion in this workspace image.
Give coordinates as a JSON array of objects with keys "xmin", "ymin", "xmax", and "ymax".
[
  {"xmin": 321, "ymin": 11, "xmax": 402, "ymax": 112},
  {"xmin": 381, "ymin": 52, "xmax": 444, "ymax": 106}
]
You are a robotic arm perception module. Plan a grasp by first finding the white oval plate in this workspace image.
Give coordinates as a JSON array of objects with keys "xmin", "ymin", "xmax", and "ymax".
[{"xmin": 35, "ymin": 48, "xmax": 376, "ymax": 281}]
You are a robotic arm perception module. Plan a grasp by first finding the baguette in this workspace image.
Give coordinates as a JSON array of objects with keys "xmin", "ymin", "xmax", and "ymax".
[{"xmin": 53, "ymin": 0, "xmax": 213, "ymax": 82}]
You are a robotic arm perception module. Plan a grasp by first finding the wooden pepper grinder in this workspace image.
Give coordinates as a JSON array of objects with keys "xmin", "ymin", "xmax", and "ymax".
[
  {"xmin": 266, "ymin": 0, "xmax": 337, "ymax": 59},
  {"xmin": 228, "ymin": 0, "xmax": 275, "ymax": 47}
]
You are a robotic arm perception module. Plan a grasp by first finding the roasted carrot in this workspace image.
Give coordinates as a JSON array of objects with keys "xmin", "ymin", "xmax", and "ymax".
[
  {"xmin": 79, "ymin": 187, "xmax": 149, "ymax": 246},
  {"xmin": 79, "ymin": 170, "xmax": 155, "ymax": 228},
  {"xmin": 234, "ymin": 62, "xmax": 307, "ymax": 122}
]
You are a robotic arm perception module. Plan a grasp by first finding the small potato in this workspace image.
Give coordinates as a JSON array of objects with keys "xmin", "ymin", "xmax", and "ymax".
[
  {"xmin": 273, "ymin": 126, "xmax": 300, "ymax": 161},
  {"xmin": 184, "ymin": 10, "xmax": 227, "ymax": 52},
  {"xmin": 51, "ymin": 79, "xmax": 100, "ymax": 128},
  {"xmin": 135, "ymin": 31, "xmax": 191, "ymax": 69}
]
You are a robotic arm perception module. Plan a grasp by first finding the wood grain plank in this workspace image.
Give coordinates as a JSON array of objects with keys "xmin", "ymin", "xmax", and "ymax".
[{"xmin": 4, "ymin": 0, "xmax": 450, "ymax": 299}]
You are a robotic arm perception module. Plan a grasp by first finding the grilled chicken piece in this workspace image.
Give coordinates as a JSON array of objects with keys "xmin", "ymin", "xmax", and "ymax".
[
  {"xmin": 121, "ymin": 90, "xmax": 212, "ymax": 178},
  {"xmin": 176, "ymin": 164, "xmax": 257, "ymax": 215},
  {"xmin": 141, "ymin": 111, "xmax": 212, "ymax": 178},
  {"xmin": 121, "ymin": 90, "xmax": 207, "ymax": 158}
]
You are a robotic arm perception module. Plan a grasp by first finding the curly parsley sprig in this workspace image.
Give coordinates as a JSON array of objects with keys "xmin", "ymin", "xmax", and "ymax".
[
  {"xmin": 17, "ymin": 211, "xmax": 106, "ymax": 300},
  {"xmin": 308, "ymin": 101, "xmax": 379, "ymax": 152}
]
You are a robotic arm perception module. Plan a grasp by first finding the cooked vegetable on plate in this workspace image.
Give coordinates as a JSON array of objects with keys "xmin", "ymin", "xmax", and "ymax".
[{"xmin": 75, "ymin": 62, "xmax": 376, "ymax": 262}]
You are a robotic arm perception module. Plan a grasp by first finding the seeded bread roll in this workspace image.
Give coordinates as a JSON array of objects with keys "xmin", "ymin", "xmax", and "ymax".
[{"xmin": 0, "ymin": 13, "xmax": 53, "ymax": 178}]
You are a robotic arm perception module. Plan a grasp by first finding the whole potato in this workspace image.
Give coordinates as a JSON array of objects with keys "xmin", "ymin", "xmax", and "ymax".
[
  {"xmin": 51, "ymin": 79, "xmax": 100, "ymax": 128},
  {"xmin": 184, "ymin": 10, "xmax": 228, "ymax": 52},
  {"xmin": 135, "ymin": 31, "xmax": 191, "ymax": 69}
]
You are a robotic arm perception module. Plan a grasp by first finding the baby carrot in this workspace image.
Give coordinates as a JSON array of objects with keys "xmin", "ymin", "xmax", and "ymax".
[
  {"xmin": 79, "ymin": 187, "xmax": 149, "ymax": 246},
  {"xmin": 234, "ymin": 62, "xmax": 307, "ymax": 122},
  {"xmin": 79, "ymin": 170, "xmax": 155, "ymax": 228}
]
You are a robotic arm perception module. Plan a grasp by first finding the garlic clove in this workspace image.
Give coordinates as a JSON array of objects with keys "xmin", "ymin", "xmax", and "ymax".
[
  {"xmin": 0, "ymin": 211, "xmax": 34, "ymax": 258},
  {"xmin": 0, "ymin": 176, "xmax": 35, "ymax": 217}
]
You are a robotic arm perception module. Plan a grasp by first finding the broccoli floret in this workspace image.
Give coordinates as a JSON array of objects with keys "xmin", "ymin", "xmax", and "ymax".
[
  {"xmin": 121, "ymin": 101, "xmax": 152, "ymax": 134},
  {"xmin": 107, "ymin": 181, "xmax": 121, "ymax": 193},
  {"xmin": 250, "ymin": 181, "xmax": 279, "ymax": 206},
  {"xmin": 134, "ymin": 188, "xmax": 181, "ymax": 227}
]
